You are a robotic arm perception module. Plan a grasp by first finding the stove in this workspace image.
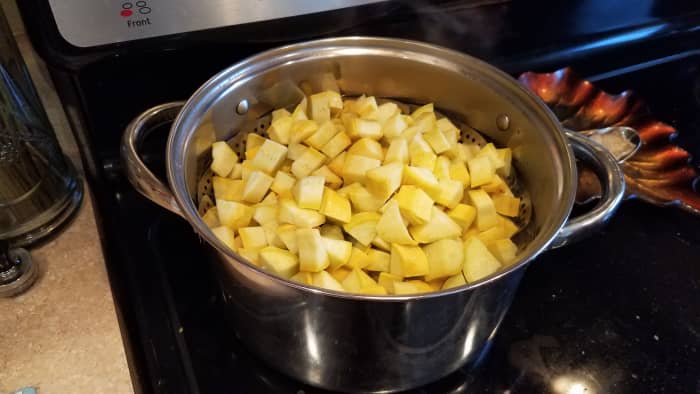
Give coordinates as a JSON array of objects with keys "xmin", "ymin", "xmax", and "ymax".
[{"xmin": 17, "ymin": 1, "xmax": 700, "ymax": 393}]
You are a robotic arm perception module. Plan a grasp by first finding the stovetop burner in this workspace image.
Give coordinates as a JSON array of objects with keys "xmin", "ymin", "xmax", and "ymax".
[{"xmin": 103, "ymin": 52, "xmax": 700, "ymax": 393}]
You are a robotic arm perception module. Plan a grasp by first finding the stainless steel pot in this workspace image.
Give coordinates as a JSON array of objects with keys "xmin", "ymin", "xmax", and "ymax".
[{"xmin": 121, "ymin": 37, "xmax": 624, "ymax": 392}]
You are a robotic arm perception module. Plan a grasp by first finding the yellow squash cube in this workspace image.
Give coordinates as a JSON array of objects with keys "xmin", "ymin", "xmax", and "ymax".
[
  {"xmin": 287, "ymin": 143, "xmax": 307, "ymax": 161},
  {"xmin": 270, "ymin": 171, "xmax": 295, "ymax": 198},
  {"xmin": 210, "ymin": 141, "xmax": 239, "ymax": 177},
  {"xmin": 343, "ymin": 212, "xmax": 381, "ymax": 246},
  {"xmin": 289, "ymin": 119, "xmax": 318, "ymax": 144},
  {"xmin": 442, "ymin": 273, "xmax": 467, "ymax": 290},
  {"xmin": 296, "ymin": 228, "xmax": 329, "ymax": 272},
  {"xmin": 277, "ymin": 224, "xmax": 298, "ymax": 253},
  {"xmin": 391, "ymin": 244, "xmax": 429, "ymax": 277},
  {"xmin": 410, "ymin": 150, "xmax": 437, "ymax": 170},
  {"xmin": 476, "ymin": 143, "xmax": 505, "ymax": 169},
  {"xmin": 305, "ymin": 121, "xmax": 339, "ymax": 149},
  {"xmin": 348, "ymin": 118, "xmax": 382, "ymax": 140},
  {"xmin": 424, "ymin": 127, "xmax": 454, "ymax": 154},
  {"xmin": 376, "ymin": 199, "xmax": 416, "ymax": 245},
  {"xmin": 500, "ymin": 216, "xmax": 520, "ymax": 238},
  {"xmin": 492, "ymin": 194, "xmax": 521, "ymax": 217},
  {"xmin": 382, "ymin": 113, "xmax": 409, "ymax": 138},
  {"xmin": 260, "ymin": 246, "xmax": 298, "ymax": 278},
  {"xmin": 434, "ymin": 155, "xmax": 451, "ymax": 180},
  {"xmin": 448, "ymin": 204, "xmax": 477, "ymax": 230},
  {"xmin": 347, "ymin": 184, "xmax": 385, "ymax": 212},
  {"xmin": 320, "ymin": 187, "xmax": 352, "ymax": 223},
  {"xmin": 330, "ymin": 266, "xmax": 352, "ymax": 282},
  {"xmin": 320, "ymin": 131, "xmax": 352, "ymax": 160},
  {"xmin": 311, "ymin": 271, "xmax": 345, "ymax": 292},
  {"xmin": 348, "ymin": 138, "xmax": 384, "ymax": 160},
  {"xmin": 375, "ymin": 102, "xmax": 400, "ymax": 124},
  {"xmin": 319, "ymin": 223, "xmax": 344, "ymax": 240},
  {"xmin": 292, "ymin": 175, "xmax": 325, "ymax": 210},
  {"xmin": 290, "ymin": 271, "xmax": 314, "ymax": 286},
  {"xmin": 246, "ymin": 133, "xmax": 266, "ymax": 153},
  {"xmin": 242, "ymin": 171, "xmax": 274, "ymax": 203},
  {"xmin": 216, "ymin": 199, "xmax": 253, "ymax": 229},
  {"xmin": 342, "ymin": 154, "xmax": 381, "ymax": 185},
  {"xmin": 378, "ymin": 272, "xmax": 402, "ymax": 292},
  {"xmin": 228, "ymin": 163, "xmax": 243, "ymax": 180},
  {"xmin": 238, "ymin": 226, "xmax": 268, "ymax": 250},
  {"xmin": 395, "ymin": 185, "xmax": 434, "ymax": 225},
  {"xmin": 267, "ymin": 116, "xmax": 294, "ymax": 145},
  {"xmin": 384, "ymin": 138, "xmax": 409, "ymax": 164},
  {"xmin": 467, "ymin": 155, "xmax": 494, "ymax": 187},
  {"xmin": 311, "ymin": 166, "xmax": 343, "ymax": 189},
  {"xmin": 278, "ymin": 198, "xmax": 326, "ymax": 228},
  {"xmin": 366, "ymin": 162, "xmax": 403, "ymax": 201},
  {"xmin": 496, "ymin": 148, "xmax": 512, "ymax": 177},
  {"xmin": 409, "ymin": 206, "xmax": 462, "ymax": 243},
  {"xmin": 346, "ymin": 247, "xmax": 371, "ymax": 270},
  {"xmin": 213, "ymin": 176, "xmax": 244, "ymax": 201},
  {"xmin": 365, "ymin": 248, "xmax": 391, "ymax": 272},
  {"xmin": 291, "ymin": 147, "xmax": 326, "ymax": 178},
  {"xmin": 250, "ymin": 139, "xmax": 288, "ymax": 174},
  {"xmin": 309, "ymin": 91, "xmax": 342, "ymax": 123},
  {"xmin": 487, "ymin": 238, "xmax": 518, "ymax": 265},
  {"xmin": 271, "ymin": 108, "xmax": 291, "ymax": 122},
  {"xmin": 462, "ymin": 236, "xmax": 501, "ymax": 282},
  {"xmin": 436, "ymin": 117, "xmax": 459, "ymax": 134},
  {"xmin": 327, "ymin": 151, "xmax": 347, "ymax": 175},
  {"xmin": 253, "ymin": 205, "xmax": 277, "ymax": 225},
  {"xmin": 449, "ymin": 161, "xmax": 470, "ymax": 186},
  {"xmin": 402, "ymin": 166, "xmax": 439, "ymax": 194},
  {"xmin": 411, "ymin": 103, "xmax": 434, "ymax": 119},
  {"xmin": 238, "ymin": 248, "xmax": 260, "ymax": 266},
  {"xmin": 202, "ymin": 207, "xmax": 220, "ymax": 228},
  {"xmin": 211, "ymin": 226, "xmax": 236, "ymax": 251},
  {"xmin": 322, "ymin": 237, "xmax": 353, "ymax": 271},
  {"xmin": 467, "ymin": 189, "xmax": 500, "ymax": 231},
  {"xmin": 431, "ymin": 179, "xmax": 464, "ymax": 209},
  {"xmin": 423, "ymin": 238, "xmax": 464, "ymax": 281}
]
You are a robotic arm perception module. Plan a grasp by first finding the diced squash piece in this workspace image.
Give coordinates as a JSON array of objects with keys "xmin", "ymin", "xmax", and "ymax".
[
  {"xmin": 287, "ymin": 143, "xmax": 307, "ymax": 161},
  {"xmin": 271, "ymin": 108, "xmax": 291, "ymax": 122},
  {"xmin": 320, "ymin": 187, "xmax": 352, "ymax": 223},
  {"xmin": 348, "ymin": 184, "xmax": 385, "ymax": 212},
  {"xmin": 310, "ymin": 91, "xmax": 342, "ymax": 123},
  {"xmin": 444, "ymin": 143, "xmax": 473, "ymax": 163},
  {"xmin": 346, "ymin": 247, "xmax": 371, "ymax": 269},
  {"xmin": 354, "ymin": 95, "xmax": 378, "ymax": 116},
  {"xmin": 289, "ymin": 119, "xmax": 318, "ymax": 144},
  {"xmin": 500, "ymin": 216, "xmax": 520, "ymax": 238},
  {"xmin": 253, "ymin": 205, "xmax": 277, "ymax": 225},
  {"xmin": 322, "ymin": 237, "xmax": 353, "ymax": 271},
  {"xmin": 211, "ymin": 142, "xmax": 239, "ymax": 177},
  {"xmin": 448, "ymin": 204, "xmax": 477, "ymax": 230},
  {"xmin": 202, "ymin": 207, "xmax": 220, "ymax": 228},
  {"xmin": 233, "ymin": 236, "xmax": 243, "ymax": 250},
  {"xmin": 411, "ymin": 112, "xmax": 436, "ymax": 134},
  {"xmin": 365, "ymin": 248, "xmax": 391, "ymax": 272},
  {"xmin": 361, "ymin": 285, "xmax": 388, "ymax": 295},
  {"xmin": 277, "ymin": 224, "xmax": 298, "ymax": 254},
  {"xmin": 241, "ymin": 161, "xmax": 255, "ymax": 180},
  {"xmin": 391, "ymin": 244, "xmax": 429, "ymax": 277},
  {"xmin": 423, "ymin": 238, "xmax": 464, "ymax": 281},
  {"xmin": 409, "ymin": 206, "xmax": 462, "ymax": 243},
  {"xmin": 496, "ymin": 148, "xmax": 512, "ymax": 177},
  {"xmin": 292, "ymin": 175, "xmax": 325, "ymax": 210},
  {"xmin": 431, "ymin": 179, "xmax": 464, "ymax": 209},
  {"xmin": 242, "ymin": 171, "xmax": 274, "ymax": 203},
  {"xmin": 492, "ymin": 194, "xmax": 521, "ymax": 217},
  {"xmin": 319, "ymin": 223, "xmax": 344, "ymax": 240},
  {"xmin": 399, "ymin": 125, "xmax": 421, "ymax": 142},
  {"xmin": 476, "ymin": 143, "xmax": 505, "ymax": 169},
  {"xmin": 348, "ymin": 138, "xmax": 384, "ymax": 160},
  {"xmin": 267, "ymin": 116, "xmax": 294, "ymax": 145},
  {"xmin": 327, "ymin": 151, "xmax": 347, "ymax": 175},
  {"xmin": 342, "ymin": 154, "xmax": 381, "ymax": 185},
  {"xmin": 337, "ymin": 182, "xmax": 363, "ymax": 199},
  {"xmin": 384, "ymin": 138, "xmax": 409, "ymax": 164},
  {"xmin": 424, "ymin": 127, "xmax": 453, "ymax": 154},
  {"xmin": 330, "ymin": 267, "xmax": 352, "ymax": 282},
  {"xmin": 436, "ymin": 117, "xmax": 459, "ymax": 134},
  {"xmin": 371, "ymin": 235, "xmax": 391, "ymax": 252},
  {"xmin": 216, "ymin": 199, "xmax": 253, "ymax": 229},
  {"xmin": 228, "ymin": 163, "xmax": 243, "ymax": 180},
  {"xmin": 467, "ymin": 189, "xmax": 499, "ymax": 231},
  {"xmin": 405, "ymin": 280, "xmax": 432, "ymax": 293},
  {"xmin": 311, "ymin": 166, "xmax": 342, "ymax": 189},
  {"xmin": 213, "ymin": 177, "xmax": 244, "ymax": 202},
  {"xmin": 392, "ymin": 281, "xmax": 419, "ymax": 295},
  {"xmin": 382, "ymin": 113, "xmax": 409, "ymax": 139},
  {"xmin": 250, "ymin": 139, "xmax": 288, "ymax": 174},
  {"xmin": 463, "ymin": 236, "xmax": 501, "ymax": 282},
  {"xmin": 375, "ymin": 102, "xmax": 400, "ymax": 124},
  {"xmin": 376, "ymin": 199, "xmax": 416, "ymax": 245},
  {"xmin": 411, "ymin": 103, "xmax": 434, "ymax": 119},
  {"xmin": 395, "ymin": 185, "xmax": 434, "ymax": 225},
  {"xmin": 321, "ymin": 131, "xmax": 352, "ymax": 159},
  {"xmin": 341, "ymin": 268, "xmax": 365, "ymax": 292},
  {"xmin": 347, "ymin": 118, "xmax": 382, "ymax": 140},
  {"xmin": 270, "ymin": 171, "xmax": 295, "ymax": 198},
  {"xmin": 481, "ymin": 175, "xmax": 513, "ymax": 195},
  {"xmin": 411, "ymin": 150, "xmax": 437, "ymax": 170},
  {"xmin": 434, "ymin": 155, "xmax": 451, "ymax": 180},
  {"xmin": 477, "ymin": 226, "xmax": 504, "ymax": 243},
  {"xmin": 312, "ymin": 271, "xmax": 345, "ymax": 291},
  {"xmin": 402, "ymin": 165, "xmax": 440, "ymax": 194},
  {"xmin": 291, "ymin": 97, "xmax": 308, "ymax": 121},
  {"xmin": 258, "ymin": 192, "xmax": 278, "ymax": 206},
  {"xmin": 449, "ymin": 161, "xmax": 471, "ymax": 187},
  {"xmin": 260, "ymin": 246, "xmax": 298, "ymax": 278},
  {"xmin": 290, "ymin": 271, "xmax": 313, "ymax": 286},
  {"xmin": 238, "ymin": 248, "xmax": 260, "ymax": 266},
  {"xmin": 378, "ymin": 272, "xmax": 402, "ymax": 292},
  {"xmin": 366, "ymin": 162, "xmax": 403, "ymax": 201},
  {"xmin": 211, "ymin": 226, "xmax": 236, "ymax": 251},
  {"xmin": 263, "ymin": 223, "xmax": 285, "ymax": 248},
  {"xmin": 291, "ymin": 147, "xmax": 326, "ymax": 178},
  {"xmin": 238, "ymin": 227, "xmax": 268, "ymax": 250},
  {"xmin": 296, "ymin": 228, "xmax": 329, "ymax": 272},
  {"xmin": 409, "ymin": 134, "xmax": 432, "ymax": 154},
  {"xmin": 442, "ymin": 273, "xmax": 467, "ymax": 290},
  {"xmin": 467, "ymin": 155, "xmax": 494, "ymax": 187},
  {"xmin": 343, "ymin": 212, "xmax": 381, "ymax": 246},
  {"xmin": 246, "ymin": 133, "xmax": 266, "ymax": 151},
  {"xmin": 306, "ymin": 121, "xmax": 339, "ymax": 149},
  {"xmin": 487, "ymin": 238, "xmax": 518, "ymax": 265},
  {"xmin": 278, "ymin": 198, "xmax": 326, "ymax": 228}
]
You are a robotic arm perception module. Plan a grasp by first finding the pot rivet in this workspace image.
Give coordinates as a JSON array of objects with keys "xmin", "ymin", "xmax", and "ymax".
[
  {"xmin": 496, "ymin": 113, "xmax": 510, "ymax": 130},
  {"xmin": 236, "ymin": 100, "xmax": 249, "ymax": 115}
]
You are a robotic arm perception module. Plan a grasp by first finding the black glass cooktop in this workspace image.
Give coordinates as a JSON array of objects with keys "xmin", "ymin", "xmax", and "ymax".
[{"xmin": 101, "ymin": 52, "xmax": 700, "ymax": 393}]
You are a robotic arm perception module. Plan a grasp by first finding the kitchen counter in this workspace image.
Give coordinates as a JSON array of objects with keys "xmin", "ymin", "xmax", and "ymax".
[{"xmin": 0, "ymin": 1, "xmax": 134, "ymax": 393}]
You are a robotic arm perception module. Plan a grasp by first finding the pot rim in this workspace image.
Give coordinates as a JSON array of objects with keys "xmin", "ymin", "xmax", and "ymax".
[{"xmin": 166, "ymin": 36, "xmax": 577, "ymax": 301}]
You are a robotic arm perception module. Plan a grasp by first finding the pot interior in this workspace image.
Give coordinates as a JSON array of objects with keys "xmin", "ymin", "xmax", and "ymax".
[{"xmin": 168, "ymin": 37, "xmax": 576, "ymax": 290}]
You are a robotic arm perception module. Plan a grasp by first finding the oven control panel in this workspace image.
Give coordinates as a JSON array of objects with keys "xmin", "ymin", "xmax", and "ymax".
[{"xmin": 47, "ymin": 0, "xmax": 385, "ymax": 48}]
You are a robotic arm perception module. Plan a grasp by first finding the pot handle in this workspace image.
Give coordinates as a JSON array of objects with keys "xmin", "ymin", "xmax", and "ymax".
[
  {"xmin": 120, "ymin": 102, "xmax": 186, "ymax": 217},
  {"xmin": 549, "ymin": 131, "xmax": 626, "ymax": 248}
]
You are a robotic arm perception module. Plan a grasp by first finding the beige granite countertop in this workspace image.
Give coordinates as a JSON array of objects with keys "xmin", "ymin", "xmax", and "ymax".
[{"xmin": 0, "ymin": 1, "xmax": 134, "ymax": 393}]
